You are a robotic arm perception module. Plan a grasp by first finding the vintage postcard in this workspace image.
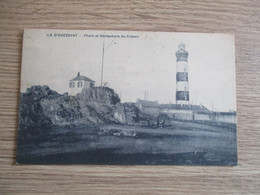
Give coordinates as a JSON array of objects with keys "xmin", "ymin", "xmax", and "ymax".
[{"xmin": 16, "ymin": 29, "xmax": 237, "ymax": 165}]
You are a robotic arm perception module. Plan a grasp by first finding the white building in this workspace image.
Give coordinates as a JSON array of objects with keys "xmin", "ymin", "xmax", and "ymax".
[
  {"xmin": 69, "ymin": 72, "xmax": 95, "ymax": 96},
  {"xmin": 136, "ymin": 99, "xmax": 160, "ymax": 115}
]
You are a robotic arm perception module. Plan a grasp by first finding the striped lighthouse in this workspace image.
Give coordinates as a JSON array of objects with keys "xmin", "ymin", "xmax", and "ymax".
[{"xmin": 175, "ymin": 42, "xmax": 189, "ymax": 104}]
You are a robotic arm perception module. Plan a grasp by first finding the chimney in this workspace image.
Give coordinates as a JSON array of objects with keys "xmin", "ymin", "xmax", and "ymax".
[{"xmin": 77, "ymin": 72, "xmax": 80, "ymax": 76}]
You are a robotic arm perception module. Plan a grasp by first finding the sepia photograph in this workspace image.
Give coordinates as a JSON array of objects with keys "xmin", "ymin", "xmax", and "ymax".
[{"xmin": 16, "ymin": 29, "xmax": 237, "ymax": 165}]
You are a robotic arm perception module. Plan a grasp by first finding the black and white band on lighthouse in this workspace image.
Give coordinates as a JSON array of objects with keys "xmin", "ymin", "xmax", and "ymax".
[{"xmin": 175, "ymin": 42, "xmax": 190, "ymax": 105}]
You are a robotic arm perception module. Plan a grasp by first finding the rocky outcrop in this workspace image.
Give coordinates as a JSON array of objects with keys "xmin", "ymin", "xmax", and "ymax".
[
  {"xmin": 18, "ymin": 85, "xmax": 60, "ymax": 128},
  {"xmin": 19, "ymin": 85, "xmax": 144, "ymax": 128}
]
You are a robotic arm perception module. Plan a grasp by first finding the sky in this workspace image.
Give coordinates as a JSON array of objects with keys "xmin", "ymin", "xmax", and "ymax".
[{"xmin": 20, "ymin": 29, "xmax": 236, "ymax": 112}]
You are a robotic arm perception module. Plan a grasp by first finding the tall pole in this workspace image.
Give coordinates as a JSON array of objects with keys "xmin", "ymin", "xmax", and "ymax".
[{"xmin": 101, "ymin": 35, "xmax": 105, "ymax": 88}]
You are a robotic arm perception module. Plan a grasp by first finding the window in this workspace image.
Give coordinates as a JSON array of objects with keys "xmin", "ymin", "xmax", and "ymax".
[
  {"xmin": 78, "ymin": 81, "xmax": 82, "ymax": 88},
  {"xmin": 69, "ymin": 82, "xmax": 75, "ymax": 88}
]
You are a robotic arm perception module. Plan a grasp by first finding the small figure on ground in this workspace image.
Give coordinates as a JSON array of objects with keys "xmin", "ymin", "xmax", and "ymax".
[
  {"xmin": 147, "ymin": 117, "xmax": 150, "ymax": 126},
  {"xmin": 157, "ymin": 117, "xmax": 160, "ymax": 128},
  {"xmin": 162, "ymin": 118, "xmax": 165, "ymax": 128}
]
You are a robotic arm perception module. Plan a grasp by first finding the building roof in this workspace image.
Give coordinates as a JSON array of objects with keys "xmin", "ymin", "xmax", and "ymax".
[
  {"xmin": 136, "ymin": 99, "xmax": 211, "ymax": 113},
  {"xmin": 136, "ymin": 99, "xmax": 160, "ymax": 108},
  {"xmin": 160, "ymin": 104, "xmax": 210, "ymax": 112},
  {"xmin": 70, "ymin": 72, "xmax": 95, "ymax": 82}
]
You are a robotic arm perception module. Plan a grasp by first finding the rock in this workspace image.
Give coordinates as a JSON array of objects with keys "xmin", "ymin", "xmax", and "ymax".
[
  {"xmin": 19, "ymin": 85, "xmax": 60, "ymax": 128},
  {"xmin": 19, "ymin": 85, "xmax": 145, "ymax": 128}
]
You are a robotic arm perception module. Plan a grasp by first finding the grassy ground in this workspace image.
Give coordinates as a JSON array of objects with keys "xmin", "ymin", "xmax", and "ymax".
[{"xmin": 16, "ymin": 121, "xmax": 237, "ymax": 165}]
